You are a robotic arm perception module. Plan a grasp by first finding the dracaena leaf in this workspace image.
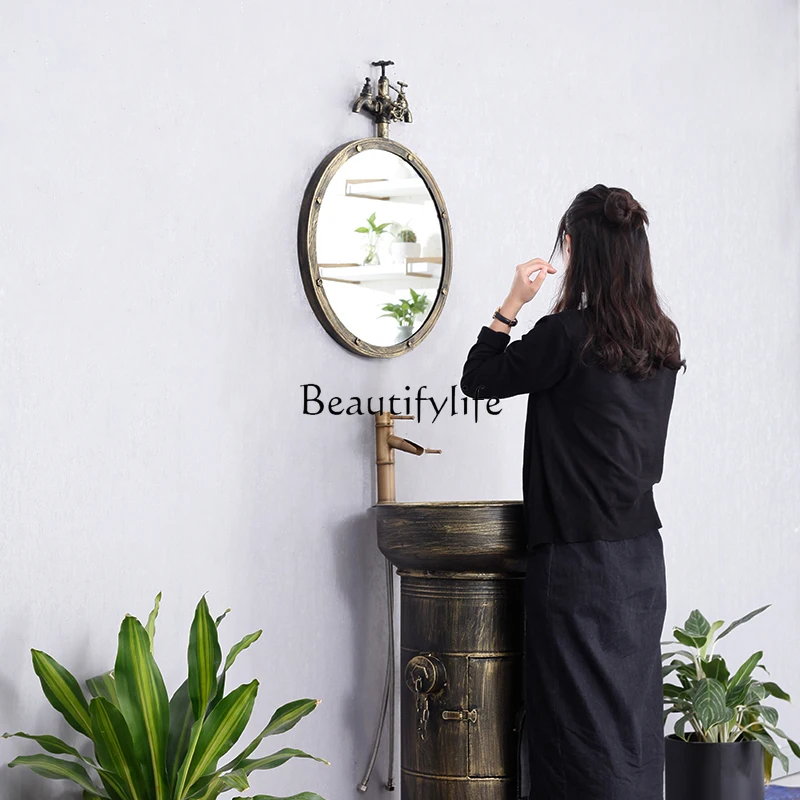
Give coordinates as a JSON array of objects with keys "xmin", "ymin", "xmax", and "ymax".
[
  {"xmin": 145, "ymin": 592, "xmax": 162, "ymax": 652},
  {"xmin": 2, "ymin": 730, "xmax": 88, "ymax": 760},
  {"xmin": 90, "ymin": 696, "xmax": 148, "ymax": 800},
  {"xmin": 167, "ymin": 679, "xmax": 195, "ymax": 793},
  {"xmin": 209, "ymin": 630, "xmax": 263, "ymax": 713},
  {"xmin": 31, "ymin": 649, "xmax": 92, "ymax": 738},
  {"xmin": 188, "ymin": 596, "xmax": 222, "ymax": 720},
  {"xmin": 86, "ymin": 671, "xmax": 119, "ymax": 706},
  {"xmin": 231, "ymin": 794, "xmax": 325, "ymax": 800},
  {"xmin": 8, "ymin": 754, "xmax": 104, "ymax": 796},
  {"xmin": 115, "ymin": 614, "xmax": 170, "ymax": 799},
  {"xmin": 183, "ymin": 680, "xmax": 259, "ymax": 792}
]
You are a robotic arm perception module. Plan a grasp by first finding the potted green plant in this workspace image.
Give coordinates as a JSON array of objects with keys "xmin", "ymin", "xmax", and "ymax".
[
  {"xmin": 355, "ymin": 212, "xmax": 391, "ymax": 266},
  {"xmin": 662, "ymin": 605, "xmax": 799, "ymax": 800},
  {"xmin": 379, "ymin": 287, "xmax": 430, "ymax": 343},
  {"xmin": 4, "ymin": 593, "xmax": 327, "ymax": 800},
  {"xmin": 390, "ymin": 227, "xmax": 421, "ymax": 264}
]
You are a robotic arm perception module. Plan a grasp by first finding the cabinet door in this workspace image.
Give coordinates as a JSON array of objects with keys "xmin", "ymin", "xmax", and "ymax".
[{"xmin": 468, "ymin": 656, "xmax": 524, "ymax": 778}]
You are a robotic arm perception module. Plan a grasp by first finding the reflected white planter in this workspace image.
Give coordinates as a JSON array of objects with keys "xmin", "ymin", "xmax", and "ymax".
[
  {"xmin": 391, "ymin": 242, "xmax": 422, "ymax": 263},
  {"xmin": 396, "ymin": 324, "xmax": 414, "ymax": 343}
]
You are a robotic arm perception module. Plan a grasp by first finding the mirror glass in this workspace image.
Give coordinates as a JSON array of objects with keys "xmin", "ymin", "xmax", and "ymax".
[{"xmin": 315, "ymin": 149, "xmax": 444, "ymax": 347}]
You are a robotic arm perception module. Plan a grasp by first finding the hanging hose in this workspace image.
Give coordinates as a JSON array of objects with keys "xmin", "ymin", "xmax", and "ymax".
[{"xmin": 357, "ymin": 557, "xmax": 396, "ymax": 792}]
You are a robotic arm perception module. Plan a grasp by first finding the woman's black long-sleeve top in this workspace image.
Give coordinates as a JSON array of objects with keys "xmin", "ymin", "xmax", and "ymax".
[{"xmin": 460, "ymin": 309, "xmax": 677, "ymax": 547}]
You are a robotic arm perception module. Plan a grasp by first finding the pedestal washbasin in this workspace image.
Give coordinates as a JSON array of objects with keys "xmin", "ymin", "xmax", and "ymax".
[
  {"xmin": 376, "ymin": 500, "xmax": 526, "ymax": 573},
  {"xmin": 375, "ymin": 500, "xmax": 527, "ymax": 800}
]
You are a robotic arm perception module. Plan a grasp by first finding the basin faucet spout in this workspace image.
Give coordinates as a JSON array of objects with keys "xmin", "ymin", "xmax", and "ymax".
[{"xmin": 375, "ymin": 412, "xmax": 440, "ymax": 503}]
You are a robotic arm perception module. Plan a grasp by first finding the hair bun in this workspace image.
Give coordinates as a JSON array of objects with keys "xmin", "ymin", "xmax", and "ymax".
[{"xmin": 604, "ymin": 190, "xmax": 640, "ymax": 226}]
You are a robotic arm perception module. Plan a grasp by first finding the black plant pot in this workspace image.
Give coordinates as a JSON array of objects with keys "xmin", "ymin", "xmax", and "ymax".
[{"xmin": 665, "ymin": 733, "xmax": 764, "ymax": 800}]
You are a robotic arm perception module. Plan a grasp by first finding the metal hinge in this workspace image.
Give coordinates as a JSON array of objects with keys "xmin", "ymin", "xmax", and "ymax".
[{"xmin": 441, "ymin": 708, "xmax": 478, "ymax": 723}]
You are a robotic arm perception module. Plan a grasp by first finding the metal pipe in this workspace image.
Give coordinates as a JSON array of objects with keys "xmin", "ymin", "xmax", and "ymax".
[{"xmin": 357, "ymin": 557, "xmax": 395, "ymax": 792}]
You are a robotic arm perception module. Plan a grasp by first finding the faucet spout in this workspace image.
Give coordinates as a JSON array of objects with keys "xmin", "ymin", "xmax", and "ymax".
[{"xmin": 374, "ymin": 412, "xmax": 440, "ymax": 503}]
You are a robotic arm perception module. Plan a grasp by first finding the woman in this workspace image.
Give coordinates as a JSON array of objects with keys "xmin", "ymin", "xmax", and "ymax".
[{"xmin": 460, "ymin": 184, "xmax": 684, "ymax": 799}]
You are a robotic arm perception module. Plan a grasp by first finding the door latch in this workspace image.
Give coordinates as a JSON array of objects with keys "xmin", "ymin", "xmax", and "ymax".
[{"xmin": 441, "ymin": 708, "xmax": 478, "ymax": 723}]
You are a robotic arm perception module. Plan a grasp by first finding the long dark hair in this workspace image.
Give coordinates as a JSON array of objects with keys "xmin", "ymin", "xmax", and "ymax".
[{"xmin": 549, "ymin": 184, "xmax": 685, "ymax": 380}]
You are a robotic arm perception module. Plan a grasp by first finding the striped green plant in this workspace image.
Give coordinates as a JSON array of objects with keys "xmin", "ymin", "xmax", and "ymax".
[{"xmin": 4, "ymin": 594, "xmax": 327, "ymax": 800}]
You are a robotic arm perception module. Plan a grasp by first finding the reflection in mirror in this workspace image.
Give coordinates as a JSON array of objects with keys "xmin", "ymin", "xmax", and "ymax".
[{"xmin": 315, "ymin": 149, "xmax": 444, "ymax": 346}]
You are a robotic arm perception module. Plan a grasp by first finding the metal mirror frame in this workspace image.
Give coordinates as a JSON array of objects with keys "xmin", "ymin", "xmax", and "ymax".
[{"xmin": 298, "ymin": 137, "xmax": 453, "ymax": 358}]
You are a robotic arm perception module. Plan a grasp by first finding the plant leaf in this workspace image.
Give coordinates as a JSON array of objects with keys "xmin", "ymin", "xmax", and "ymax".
[
  {"xmin": 789, "ymin": 739, "xmax": 800, "ymax": 759},
  {"xmin": 674, "ymin": 630, "xmax": 706, "ymax": 649},
  {"xmin": 215, "ymin": 608, "xmax": 231, "ymax": 627},
  {"xmin": 219, "ymin": 768, "xmax": 250, "ymax": 791},
  {"xmin": 730, "ymin": 652, "xmax": 763, "ymax": 690},
  {"xmin": 167, "ymin": 679, "xmax": 195, "ymax": 794},
  {"xmin": 115, "ymin": 614, "xmax": 170, "ymax": 800},
  {"xmin": 200, "ymin": 698, "xmax": 321, "ymax": 792},
  {"xmin": 745, "ymin": 682, "xmax": 767, "ymax": 706},
  {"xmin": 750, "ymin": 729, "xmax": 790, "ymax": 774},
  {"xmin": 87, "ymin": 671, "xmax": 119, "ymax": 706},
  {"xmin": 701, "ymin": 656, "xmax": 729, "ymax": 684},
  {"xmin": 31, "ymin": 649, "xmax": 93, "ymax": 738},
  {"xmin": 763, "ymin": 681, "xmax": 791, "ymax": 702},
  {"xmin": 90, "ymin": 696, "xmax": 148, "ymax": 800},
  {"xmin": 8, "ymin": 753, "xmax": 105, "ymax": 795},
  {"xmin": 756, "ymin": 705, "xmax": 779, "ymax": 727},
  {"xmin": 232, "ymin": 795, "xmax": 325, "ymax": 800},
  {"xmin": 717, "ymin": 605, "xmax": 771, "ymax": 641},
  {"xmin": 693, "ymin": 678, "xmax": 728, "ymax": 730},
  {"xmin": 684, "ymin": 610, "xmax": 710, "ymax": 637},
  {"xmin": 354, "ymin": 226, "xmax": 369, "ymax": 233},
  {"xmin": 188, "ymin": 596, "xmax": 222, "ymax": 720},
  {"xmin": 239, "ymin": 748, "xmax": 330, "ymax": 773},
  {"xmin": 210, "ymin": 630, "xmax": 263, "ymax": 712},
  {"xmin": 2, "ymin": 731, "xmax": 87, "ymax": 760},
  {"xmin": 145, "ymin": 592, "xmax": 162, "ymax": 652},
  {"xmin": 183, "ymin": 680, "xmax": 259, "ymax": 792}
]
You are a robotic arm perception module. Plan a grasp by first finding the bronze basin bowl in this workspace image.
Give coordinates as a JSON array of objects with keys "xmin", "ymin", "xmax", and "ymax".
[{"xmin": 374, "ymin": 500, "xmax": 526, "ymax": 573}]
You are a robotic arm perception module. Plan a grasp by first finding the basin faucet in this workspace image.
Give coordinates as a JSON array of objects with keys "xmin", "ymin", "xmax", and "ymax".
[
  {"xmin": 375, "ymin": 412, "xmax": 440, "ymax": 503},
  {"xmin": 353, "ymin": 60, "xmax": 413, "ymax": 139}
]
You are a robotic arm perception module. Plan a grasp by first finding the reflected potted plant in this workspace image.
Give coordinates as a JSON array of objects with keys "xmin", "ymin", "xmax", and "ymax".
[
  {"xmin": 390, "ymin": 227, "xmax": 421, "ymax": 264},
  {"xmin": 380, "ymin": 287, "xmax": 430, "ymax": 343},
  {"xmin": 355, "ymin": 212, "xmax": 391, "ymax": 266},
  {"xmin": 3, "ymin": 593, "xmax": 327, "ymax": 800},
  {"xmin": 662, "ymin": 605, "xmax": 799, "ymax": 800}
]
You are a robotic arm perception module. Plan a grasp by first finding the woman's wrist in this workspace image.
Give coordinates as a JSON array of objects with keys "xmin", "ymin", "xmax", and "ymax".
[{"xmin": 489, "ymin": 296, "xmax": 524, "ymax": 333}]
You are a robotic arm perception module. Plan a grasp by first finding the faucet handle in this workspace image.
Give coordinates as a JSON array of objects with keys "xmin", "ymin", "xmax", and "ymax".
[
  {"xmin": 424, "ymin": 449, "xmax": 442, "ymax": 454},
  {"xmin": 391, "ymin": 414, "xmax": 414, "ymax": 420}
]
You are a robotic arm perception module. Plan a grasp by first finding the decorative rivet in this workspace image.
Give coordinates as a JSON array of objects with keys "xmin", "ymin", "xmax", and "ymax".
[
  {"xmin": 316, "ymin": 196, "xmax": 322, "ymax": 204},
  {"xmin": 356, "ymin": 144, "xmax": 363, "ymax": 152},
  {"xmin": 441, "ymin": 210, "xmax": 447, "ymax": 218},
  {"xmin": 315, "ymin": 278, "xmax": 323, "ymax": 287},
  {"xmin": 441, "ymin": 287, "xmax": 448, "ymax": 295},
  {"xmin": 406, "ymin": 340, "xmax": 413, "ymax": 347},
  {"xmin": 407, "ymin": 154, "xmax": 414, "ymax": 161},
  {"xmin": 354, "ymin": 337, "xmax": 360, "ymax": 345}
]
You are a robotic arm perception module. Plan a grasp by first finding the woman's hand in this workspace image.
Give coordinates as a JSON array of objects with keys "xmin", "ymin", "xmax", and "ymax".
[
  {"xmin": 489, "ymin": 258, "xmax": 557, "ymax": 333},
  {"xmin": 508, "ymin": 258, "xmax": 557, "ymax": 306}
]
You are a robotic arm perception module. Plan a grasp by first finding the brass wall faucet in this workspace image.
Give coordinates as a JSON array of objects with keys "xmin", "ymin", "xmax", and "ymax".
[
  {"xmin": 375, "ymin": 412, "xmax": 440, "ymax": 503},
  {"xmin": 352, "ymin": 60, "xmax": 413, "ymax": 139}
]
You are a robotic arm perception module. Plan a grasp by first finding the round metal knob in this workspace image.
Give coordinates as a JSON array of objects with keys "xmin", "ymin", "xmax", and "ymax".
[{"xmin": 404, "ymin": 654, "xmax": 447, "ymax": 695}]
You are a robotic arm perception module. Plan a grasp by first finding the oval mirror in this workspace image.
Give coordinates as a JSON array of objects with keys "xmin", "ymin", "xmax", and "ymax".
[{"xmin": 298, "ymin": 138, "xmax": 452, "ymax": 357}]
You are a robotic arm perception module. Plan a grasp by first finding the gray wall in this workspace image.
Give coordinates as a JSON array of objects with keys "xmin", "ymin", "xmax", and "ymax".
[{"xmin": 1, "ymin": 1, "xmax": 798, "ymax": 797}]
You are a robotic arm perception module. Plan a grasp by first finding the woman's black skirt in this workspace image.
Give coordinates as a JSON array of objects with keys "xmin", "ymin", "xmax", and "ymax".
[{"xmin": 524, "ymin": 529, "xmax": 667, "ymax": 800}]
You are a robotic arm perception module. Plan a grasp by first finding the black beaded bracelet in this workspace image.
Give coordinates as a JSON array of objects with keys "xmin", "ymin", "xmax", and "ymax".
[{"xmin": 493, "ymin": 307, "xmax": 518, "ymax": 327}]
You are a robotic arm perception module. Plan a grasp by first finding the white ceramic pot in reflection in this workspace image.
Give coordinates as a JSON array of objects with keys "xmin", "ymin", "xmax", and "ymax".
[
  {"xmin": 391, "ymin": 242, "xmax": 422, "ymax": 263},
  {"xmin": 396, "ymin": 324, "xmax": 414, "ymax": 343}
]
